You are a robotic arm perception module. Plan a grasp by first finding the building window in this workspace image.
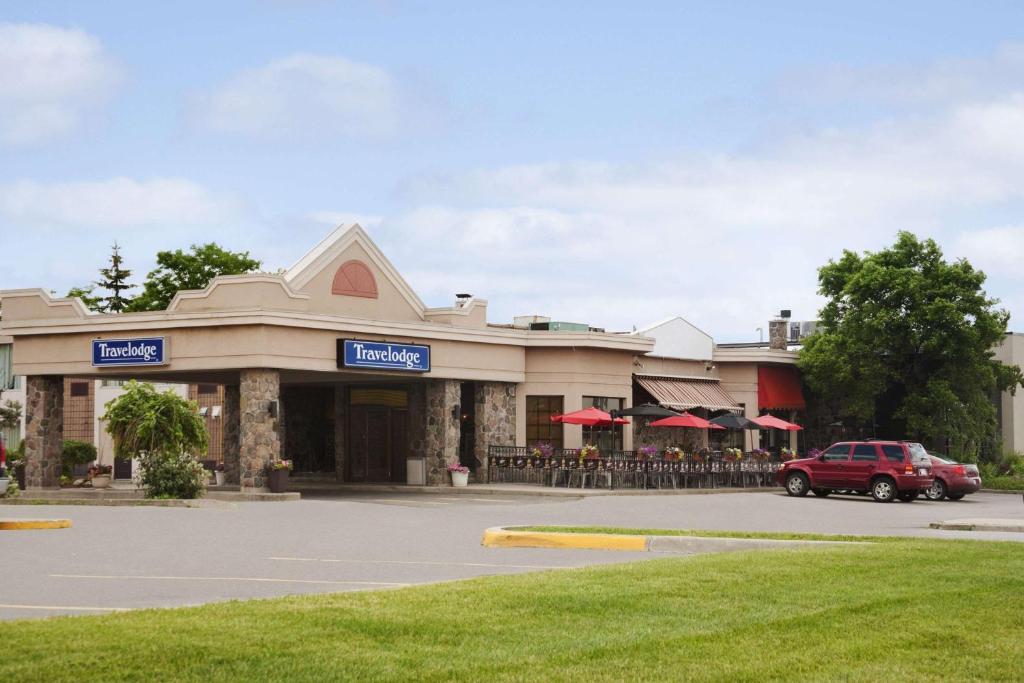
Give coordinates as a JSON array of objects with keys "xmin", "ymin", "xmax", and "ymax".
[
  {"xmin": 101, "ymin": 379, "xmax": 126, "ymax": 387},
  {"xmin": 69, "ymin": 381, "xmax": 90, "ymax": 397},
  {"xmin": 525, "ymin": 396, "xmax": 563, "ymax": 449},
  {"xmin": 583, "ymin": 396, "xmax": 624, "ymax": 452},
  {"xmin": 198, "ymin": 384, "xmax": 218, "ymax": 395}
]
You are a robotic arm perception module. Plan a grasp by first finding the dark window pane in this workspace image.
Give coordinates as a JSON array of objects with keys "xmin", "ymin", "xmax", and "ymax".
[
  {"xmin": 69, "ymin": 382, "xmax": 89, "ymax": 397},
  {"xmin": 823, "ymin": 444, "xmax": 849, "ymax": 461},
  {"xmin": 882, "ymin": 445, "xmax": 905, "ymax": 462},
  {"xmin": 852, "ymin": 444, "xmax": 879, "ymax": 461},
  {"xmin": 198, "ymin": 384, "xmax": 218, "ymax": 395}
]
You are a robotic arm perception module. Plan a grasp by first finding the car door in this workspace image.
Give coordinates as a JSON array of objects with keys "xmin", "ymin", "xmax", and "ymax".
[
  {"xmin": 846, "ymin": 443, "xmax": 880, "ymax": 490},
  {"xmin": 809, "ymin": 443, "xmax": 851, "ymax": 487}
]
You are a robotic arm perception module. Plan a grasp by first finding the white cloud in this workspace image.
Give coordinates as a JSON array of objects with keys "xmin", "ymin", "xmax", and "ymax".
[
  {"xmin": 0, "ymin": 23, "xmax": 121, "ymax": 145},
  {"xmin": 191, "ymin": 53, "xmax": 399, "ymax": 140},
  {"xmin": 381, "ymin": 92, "xmax": 1024, "ymax": 338},
  {"xmin": 952, "ymin": 226, "xmax": 1024, "ymax": 280},
  {"xmin": 0, "ymin": 177, "xmax": 240, "ymax": 228}
]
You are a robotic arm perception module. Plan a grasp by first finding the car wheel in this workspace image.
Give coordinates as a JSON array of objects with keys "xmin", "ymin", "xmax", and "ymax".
[
  {"xmin": 870, "ymin": 477, "xmax": 896, "ymax": 503},
  {"xmin": 812, "ymin": 488, "xmax": 831, "ymax": 497},
  {"xmin": 925, "ymin": 479, "xmax": 947, "ymax": 501},
  {"xmin": 946, "ymin": 493, "xmax": 965, "ymax": 501},
  {"xmin": 785, "ymin": 472, "xmax": 810, "ymax": 497},
  {"xmin": 897, "ymin": 490, "xmax": 919, "ymax": 502}
]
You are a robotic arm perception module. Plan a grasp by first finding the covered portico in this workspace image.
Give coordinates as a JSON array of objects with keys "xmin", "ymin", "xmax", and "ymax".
[{"xmin": 1, "ymin": 224, "xmax": 650, "ymax": 491}]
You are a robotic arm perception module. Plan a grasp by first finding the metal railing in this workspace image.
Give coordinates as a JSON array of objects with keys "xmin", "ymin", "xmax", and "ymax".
[{"xmin": 485, "ymin": 445, "xmax": 785, "ymax": 489}]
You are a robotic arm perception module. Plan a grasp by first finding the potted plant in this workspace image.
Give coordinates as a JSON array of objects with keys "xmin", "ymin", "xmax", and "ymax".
[
  {"xmin": 88, "ymin": 464, "xmax": 113, "ymax": 489},
  {"xmin": 724, "ymin": 447, "xmax": 743, "ymax": 462},
  {"xmin": 664, "ymin": 446, "xmax": 683, "ymax": 461},
  {"xmin": 267, "ymin": 459, "xmax": 292, "ymax": 493},
  {"xmin": 638, "ymin": 445, "xmax": 658, "ymax": 461},
  {"xmin": 214, "ymin": 462, "xmax": 227, "ymax": 486},
  {"xmin": 447, "ymin": 463, "xmax": 470, "ymax": 487},
  {"xmin": 781, "ymin": 447, "xmax": 798, "ymax": 461}
]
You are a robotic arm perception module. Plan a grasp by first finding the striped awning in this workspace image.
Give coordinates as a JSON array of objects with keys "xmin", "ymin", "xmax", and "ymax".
[{"xmin": 635, "ymin": 375, "xmax": 742, "ymax": 413}]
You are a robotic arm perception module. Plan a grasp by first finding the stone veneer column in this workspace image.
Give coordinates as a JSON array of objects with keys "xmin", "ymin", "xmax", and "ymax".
[
  {"xmin": 24, "ymin": 375, "xmax": 64, "ymax": 489},
  {"xmin": 424, "ymin": 379, "xmax": 460, "ymax": 485},
  {"xmin": 222, "ymin": 384, "xmax": 240, "ymax": 485},
  {"xmin": 333, "ymin": 385, "xmax": 346, "ymax": 481},
  {"xmin": 474, "ymin": 382, "xmax": 516, "ymax": 483},
  {"xmin": 239, "ymin": 369, "xmax": 281, "ymax": 491}
]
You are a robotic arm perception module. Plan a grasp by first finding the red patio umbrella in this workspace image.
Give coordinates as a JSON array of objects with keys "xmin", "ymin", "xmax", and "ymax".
[
  {"xmin": 752, "ymin": 414, "xmax": 803, "ymax": 431},
  {"xmin": 550, "ymin": 407, "xmax": 629, "ymax": 426},
  {"xmin": 649, "ymin": 413, "xmax": 726, "ymax": 430}
]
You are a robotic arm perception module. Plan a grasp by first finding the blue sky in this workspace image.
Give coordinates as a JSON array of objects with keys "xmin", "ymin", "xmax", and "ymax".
[{"xmin": 2, "ymin": 1, "xmax": 1024, "ymax": 339}]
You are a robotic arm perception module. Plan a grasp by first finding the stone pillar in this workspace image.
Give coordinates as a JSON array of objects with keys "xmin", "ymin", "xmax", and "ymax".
[
  {"xmin": 424, "ymin": 379, "xmax": 460, "ymax": 485},
  {"xmin": 239, "ymin": 369, "xmax": 281, "ymax": 491},
  {"xmin": 223, "ymin": 384, "xmax": 240, "ymax": 485},
  {"xmin": 24, "ymin": 375, "xmax": 64, "ymax": 489},
  {"xmin": 333, "ymin": 385, "xmax": 346, "ymax": 481},
  {"xmin": 474, "ymin": 382, "xmax": 516, "ymax": 483}
]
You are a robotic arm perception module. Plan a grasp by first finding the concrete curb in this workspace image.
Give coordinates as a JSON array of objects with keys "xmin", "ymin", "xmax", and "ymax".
[
  {"xmin": 929, "ymin": 518, "xmax": 1024, "ymax": 532},
  {"xmin": 0, "ymin": 518, "xmax": 72, "ymax": 530},
  {"xmin": 979, "ymin": 489, "xmax": 1024, "ymax": 495},
  {"xmin": 481, "ymin": 526, "xmax": 863, "ymax": 553}
]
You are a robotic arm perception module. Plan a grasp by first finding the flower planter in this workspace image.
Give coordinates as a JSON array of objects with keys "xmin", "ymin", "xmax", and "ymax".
[
  {"xmin": 91, "ymin": 474, "xmax": 112, "ymax": 489},
  {"xmin": 267, "ymin": 468, "xmax": 289, "ymax": 493},
  {"xmin": 214, "ymin": 471, "xmax": 226, "ymax": 486},
  {"xmin": 0, "ymin": 476, "xmax": 9, "ymax": 495},
  {"xmin": 450, "ymin": 470, "xmax": 469, "ymax": 487}
]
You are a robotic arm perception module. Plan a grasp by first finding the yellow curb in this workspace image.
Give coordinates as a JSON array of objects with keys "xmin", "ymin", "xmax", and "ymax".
[
  {"xmin": 482, "ymin": 526, "xmax": 647, "ymax": 551},
  {"xmin": 0, "ymin": 519, "xmax": 72, "ymax": 530}
]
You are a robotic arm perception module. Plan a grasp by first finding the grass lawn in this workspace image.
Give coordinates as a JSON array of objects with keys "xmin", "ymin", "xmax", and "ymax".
[
  {"xmin": 2, "ymin": 539, "xmax": 1023, "ymax": 682},
  {"xmin": 515, "ymin": 526, "xmax": 905, "ymax": 543}
]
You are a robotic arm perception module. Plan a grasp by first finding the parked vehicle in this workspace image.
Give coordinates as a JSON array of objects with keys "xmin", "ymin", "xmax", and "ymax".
[
  {"xmin": 778, "ymin": 440, "xmax": 933, "ymax": 503},
  {"xmin": 924, "ymin": 454, "xmax": 981, "ymax": 501}
]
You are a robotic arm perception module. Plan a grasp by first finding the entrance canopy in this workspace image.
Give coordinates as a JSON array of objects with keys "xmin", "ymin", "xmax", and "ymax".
[{"xmin": 635, "ymin": 374, "xmax": 741, "ymax": 413}]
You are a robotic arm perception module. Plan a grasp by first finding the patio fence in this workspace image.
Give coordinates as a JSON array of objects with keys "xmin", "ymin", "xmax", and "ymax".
[{"xmin": 486, "ymin": 445, "xmax": 788, "ymax": 489}]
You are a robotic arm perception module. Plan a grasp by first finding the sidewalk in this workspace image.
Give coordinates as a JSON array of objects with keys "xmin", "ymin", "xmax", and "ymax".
[{"xmin": 292, "ymin": 481, "xmax": 783, "ymax": 498}]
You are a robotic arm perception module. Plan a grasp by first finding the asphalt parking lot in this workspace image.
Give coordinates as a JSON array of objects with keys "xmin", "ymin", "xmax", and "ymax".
[{"xmin": 1, "ymin": 489, "xmax": 1021, "ymax": 620}]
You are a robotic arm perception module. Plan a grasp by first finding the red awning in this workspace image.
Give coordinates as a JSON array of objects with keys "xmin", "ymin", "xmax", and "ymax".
[{"xmin": 757, "ymin": 366, "xmax": 806, "ymax": 410}]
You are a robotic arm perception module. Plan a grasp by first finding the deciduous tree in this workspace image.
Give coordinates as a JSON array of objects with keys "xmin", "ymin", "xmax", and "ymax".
[
  {"xmin": 799, "ymin": 232, "xmax": 1023, "ymax": 460},
  {"xmin": 126, "ymin": 243, "xmax": 261, "ymax": 312}
]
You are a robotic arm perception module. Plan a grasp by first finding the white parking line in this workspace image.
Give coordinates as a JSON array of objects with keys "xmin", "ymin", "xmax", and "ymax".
[
  {"xmin": 0, "ymin": 603, "xmax": 132, "ymax": 613},
  {"xmin": 369, "ymin": 498, "xmax": 450, "ymax": 505},
  {"xmin": 49, "ymin": 574, "xmax": 410, "ymax": 587},
  {"xmin": 269, "ymin": 556, "xmax": 572, "ymax": 570}
]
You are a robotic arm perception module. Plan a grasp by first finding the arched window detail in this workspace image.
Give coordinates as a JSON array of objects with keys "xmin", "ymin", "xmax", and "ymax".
[{"xmin": 331, "ymin": 260, "xmax": 379, "ymax": 299}]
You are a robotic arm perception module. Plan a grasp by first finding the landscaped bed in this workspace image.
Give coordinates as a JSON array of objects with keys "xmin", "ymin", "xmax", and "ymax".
[{"xmin": 1, "ymin": 538, "xmax": 1022, "ymax": 681}]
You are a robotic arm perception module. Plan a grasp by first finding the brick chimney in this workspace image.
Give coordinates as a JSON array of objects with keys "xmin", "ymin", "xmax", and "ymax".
[{"xmin": 768, "ymin": 310, "xmax": 791, "ymax": 351}]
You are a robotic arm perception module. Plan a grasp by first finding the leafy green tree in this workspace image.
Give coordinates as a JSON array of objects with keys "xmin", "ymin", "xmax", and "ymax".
[
  {"xmin": 95, "ymin": 242, "xmax": 135, "ymax": 312},
  {"xmin": 66, "ymin": 285, "xmax": 102, "ymax": 312},
  {"xmin": 126, "ymin": 243, "xmax": 262, "ymax": 312},
  {"xmin": 102, "ymin": 381, "xmax": 209, "ymax": 498},
  {"xmin": 799, "ymin": 232, "xmax": 1023, "ymax": 460}
]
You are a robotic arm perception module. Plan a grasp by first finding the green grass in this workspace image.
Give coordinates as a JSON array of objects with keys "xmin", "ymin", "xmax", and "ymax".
[
  {"xmin": 2, "ymin": 539, "xmax": 1023, "ymax": 682},
  {"xmin": 515, "ymin": 525, "xmax": 904, "ymax": 543},
  {"xmin": 983, "ymin": 476, "xmax": 1024, "ymax": 491}
]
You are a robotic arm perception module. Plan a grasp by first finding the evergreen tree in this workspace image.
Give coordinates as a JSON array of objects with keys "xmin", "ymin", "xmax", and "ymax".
[{"xmin": 94, "ymin": 242, "xmax": 135, "ymax": 313}]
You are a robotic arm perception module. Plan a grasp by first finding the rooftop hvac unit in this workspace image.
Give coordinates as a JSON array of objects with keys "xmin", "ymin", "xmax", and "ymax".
[{"xmin": 788, "ymin": 320, "xmax": 821, "ymax": 341}]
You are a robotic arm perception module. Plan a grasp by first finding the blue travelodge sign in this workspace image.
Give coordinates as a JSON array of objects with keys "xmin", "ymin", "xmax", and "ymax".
[
  {"xmin": 339, "ymin": 339, "xmax": 430, "ymax": 372},
  {"xmin": 92, "ymin": 337, "xmax": 168, "ymax": 367}
]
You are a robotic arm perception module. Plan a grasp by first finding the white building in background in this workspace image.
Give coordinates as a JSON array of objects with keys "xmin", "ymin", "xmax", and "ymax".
[{"xmin": 994, "ymin": 332, "xmax": 1024, "ymax": 454}]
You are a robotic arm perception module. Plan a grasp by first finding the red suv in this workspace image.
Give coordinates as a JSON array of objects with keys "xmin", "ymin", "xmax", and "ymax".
[{"xmin": 778, "ymin": 441, "xmax": 933, "ymax": 502}]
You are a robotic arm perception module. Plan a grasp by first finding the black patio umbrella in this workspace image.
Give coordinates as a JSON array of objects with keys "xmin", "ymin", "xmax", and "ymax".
[
  {"xmin": 709, "ymin": 413, "xmax": 760, "ymax": 430},
  {"xmin": 610, "ymin": 403, "xmax": 680, "ymax": 419}
]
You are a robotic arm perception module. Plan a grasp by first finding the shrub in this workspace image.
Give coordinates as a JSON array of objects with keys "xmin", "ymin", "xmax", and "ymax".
[
  {"xmin": 137, "ymin": 451, "xmax": 207, "ymax": 499},
  {"xmin": 102, "ymin": 381, "xmax": 208, "ymax": 499},
  {"xmin": 61, "ymin": 440, "xmax": 97, "ymax": 477}
]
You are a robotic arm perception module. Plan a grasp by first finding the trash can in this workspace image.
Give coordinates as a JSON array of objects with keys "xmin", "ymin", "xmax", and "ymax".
[{"xmin": 406, "ymin": 457, "xmax": 426, "ymax": 486}]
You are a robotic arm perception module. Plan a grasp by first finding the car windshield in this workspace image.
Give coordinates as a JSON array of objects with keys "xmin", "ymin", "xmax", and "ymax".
[{"xmin": 907, "ymin": 443, "xmax": 930, "ymax": 463}]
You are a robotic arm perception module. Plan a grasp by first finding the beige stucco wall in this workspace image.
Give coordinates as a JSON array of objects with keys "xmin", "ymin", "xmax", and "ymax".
[{"xmin": 516, "ymin": 347, "xmax": 635, "ymax": 450}]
